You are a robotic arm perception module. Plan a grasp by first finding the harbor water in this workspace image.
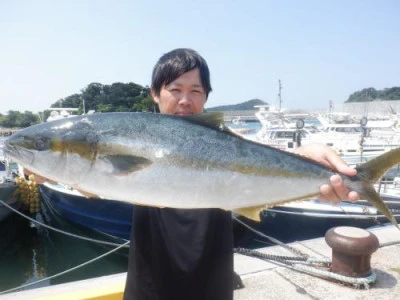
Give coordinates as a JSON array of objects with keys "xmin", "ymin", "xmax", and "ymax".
[
  {"xmin": 1, "ymin": 135, "xmax": 129, "ymax": 293},
  {"xmin": 0, "ymin": 200, "xmax": 130, "ymax": 294}
]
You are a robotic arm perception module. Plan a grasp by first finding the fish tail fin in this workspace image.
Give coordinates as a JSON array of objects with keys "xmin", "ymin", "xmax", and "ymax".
[
  {"xmin": 356, "ymin": 147, "xmax": 400, "ymax": 183},
  {"xmin": 356, "ymin": 148, "xmax": 400, "ymax": 230},
  {"xmin": 362, "ymin": 184, "xmax": 399, "ymax": 229}
]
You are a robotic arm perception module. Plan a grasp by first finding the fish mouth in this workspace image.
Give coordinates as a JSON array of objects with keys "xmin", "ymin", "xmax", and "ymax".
[{"xmin": 4, "ymin": 142, "xmax": 35, "ymax": 166}]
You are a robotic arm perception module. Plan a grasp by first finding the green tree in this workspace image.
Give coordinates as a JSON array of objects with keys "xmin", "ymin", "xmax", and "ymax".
[
  {"xmin": 346, "ymin": 87, "xmax": 400, "ymax": 102},
  {"xmin": 20, "ymin": 111, "xmax": 40, "ymax": 127}
]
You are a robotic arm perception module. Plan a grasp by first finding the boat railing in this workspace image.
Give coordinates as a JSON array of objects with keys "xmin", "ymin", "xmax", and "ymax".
[{"xmin": 376, "ymin": 177, "xmax": 400, "ymax": 193}]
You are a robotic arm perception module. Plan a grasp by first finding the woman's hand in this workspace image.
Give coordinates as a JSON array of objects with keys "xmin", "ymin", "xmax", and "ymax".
[{"xmin": 294, "ymin": 144, "xmax": 360, "ymax": 204}]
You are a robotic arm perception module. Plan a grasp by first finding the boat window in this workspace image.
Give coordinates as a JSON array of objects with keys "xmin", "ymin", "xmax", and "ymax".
[
  {"xmin": 275, "ymin": 131, "xmax": 295, "ymax": 139},
  {"xmin": 299, "ymin": 130, "xmax": 308, "ymax": 138},
  {"xmin": 335, "ymin": 127, "xmax": 362, "ymax": 133},
  {"xmin": 287, "ymin": 132, "xmax": 295, "ymax": 138},
  {"xmin": 275, "ymin": 132, "xmax": 285, "ymax": 138},
  {"xmin": 306, "ymin": 127, "xmax": 319, "ymax": 134}
]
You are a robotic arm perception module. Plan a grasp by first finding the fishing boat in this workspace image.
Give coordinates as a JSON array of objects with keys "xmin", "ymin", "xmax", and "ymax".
[
  {"xmin": 262, "ymin": 198, "xmax": 400, "ymax": 226},
  {"xmin": 255, "ymin": 117, "xmax": 400, "ymax": 154},
  {"xmin": 45, "ymin": 107, "xmax": 95, "ymax": 122},
  {"xmin": 0, "ymin": 158, "xmax": 20, "ymax": 222},
  {"xmin": 0, "ymin": 181, "xmax": 19, "ymax": 222},
  {"xmin": 39, "ymin": 182, "xmax": 134, "ymax": 240},
  {"xmin": 38, "ymin": 177, "xmax": 400, "ymax": 246},
  {"xmin": 253, "ymin": 101, "xmax": 400, "ymax": 154},
  {"xmin": 231, "ymin": 116, "xmax": 245, "ymax": 126},
  {"xmin": 370, "ymin": 177, "xmax": 400, "ymax": 210}
]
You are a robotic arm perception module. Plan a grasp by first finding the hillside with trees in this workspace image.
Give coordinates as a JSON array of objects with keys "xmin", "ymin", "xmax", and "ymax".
[
  {"xmin": 0, "ymin": 111, "xmax": 39, "ymax": 128},
  {"xmin": 346, "ymin": 87, "xmax": 400, "ymax": 102},
  {"xmin": 0, "ymin": 82, "xmax": 155, "ymax": 128},
  {"xmin": 207, "ymin": 99, "xmax": 267, "ymax": 111},
  {"xmin": 50, "ymin": 82, "xmax": 156, "ymax": 114},
  {"xmin": 2, "ymin": 84, "xmax": 399, "ymax": 129}
]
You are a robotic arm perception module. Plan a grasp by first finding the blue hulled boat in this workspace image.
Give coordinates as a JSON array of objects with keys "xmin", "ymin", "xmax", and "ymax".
[
  {"xmin": 39, "ymin": 182, "xmax": 134, "ymax": 240},
  {"xmin": 39, "ymin": 180, "xmax": 400, "ymax": 247}
]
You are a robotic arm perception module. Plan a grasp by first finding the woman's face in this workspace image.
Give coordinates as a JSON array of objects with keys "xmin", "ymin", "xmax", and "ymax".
[{"xmin": 151, "ymin": 68, "xmax": 207, "ymax": 115}]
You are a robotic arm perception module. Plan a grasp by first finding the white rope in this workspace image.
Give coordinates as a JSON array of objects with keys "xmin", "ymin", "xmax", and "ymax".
[
  {"xmin": 306, "ymin": 257, "xmax": 332, "ymax": 265},
  {"xmin": 0, "ymin": 199, "xmax": 130, "ymax": 247},
  {"xmin": 292, "ymin": 264, "xmax": 376, "ymax": 289},
  {"xmin": 0, "ymin": 240, "xmax": 130, "ymax": 295},
  {"xmin": 233, "ymin": 215, "xmax": 376, "ymax": 289},
  {"xmin": 0, "ymin": 177, "xmax": 131, "ymax": 295},
  {"xmin": 233, "ymin": 215, "xmax": 310, "ymax": 258}
]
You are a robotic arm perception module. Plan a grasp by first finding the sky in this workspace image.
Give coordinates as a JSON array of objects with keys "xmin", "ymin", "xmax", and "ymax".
[{"xmin": 1, "ymin": 0, "xmax": 399, "ymax": 114}]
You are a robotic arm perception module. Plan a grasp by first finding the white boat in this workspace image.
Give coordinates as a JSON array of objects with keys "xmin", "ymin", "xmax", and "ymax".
[
  {"xmin": 0, "ymin": 158, "xmax": 20, "ymax": 222},
  {"xmin": 45, "ymin": 107, "xmax": 96, "ymax": 122},
  {"xmin": 249, "ymin": 106, "xmax": 400, "ymax": 228},
  {"xmin": 259, "ymin": 176, "xmax": 400, "ymax": 234},
  {"xmin": 231, "ymin": 116, "xmax": 245, "ymax": 126},
  {"xmin": 254, "ymin": 105, "xmax": 400, "ymax": 158},
  {"xmin": 0, "ymin": 181, "xmax": 19, "ymax": 222},
  {"xmin": 317, "ymin": 111, "xmax": 399, "ymax": 132},
  {"xmin": 264, "ymin": 199, "xmax": 397, "ymax": 222},
  {"xmin": 256, "ymin": 198, "xmax": 400, "ymax": 242},
  {"xmin": 46, "ymin": 107, "xmax": 80, "ymax": 122},
  {"xmin": 255, "ymin": 126, "xmax": 320, "ymax": 151},
  {"xmin": 373, "ymin": 177, "xmax": 400, "ymax": 209},
  {"xmin": 233, "ymin": 194, "xmax": 400, "ymax": 246}
]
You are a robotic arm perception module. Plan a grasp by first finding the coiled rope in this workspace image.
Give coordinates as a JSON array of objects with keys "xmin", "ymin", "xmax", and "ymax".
[{"xmin": 232, "ymin": 215, "xmax": 376, "ymax": 289}]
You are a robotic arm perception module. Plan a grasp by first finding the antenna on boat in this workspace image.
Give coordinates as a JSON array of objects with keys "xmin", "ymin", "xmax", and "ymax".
[
  {"xmin": 278, "ymin": 79, "xmax": 282, "ymax": 112},
  {"xmin": 82, "ymin": 98, "xmax": 86, "ymax": 114}
]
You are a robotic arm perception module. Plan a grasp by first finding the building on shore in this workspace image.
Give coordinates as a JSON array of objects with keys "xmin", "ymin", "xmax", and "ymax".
[
  {"xmin": 343, "ymin": 99, "xmax": 400, "ymax": 119},
  {"xmin": 216, "ymin": 110, "xmax": 259, "ymax": 122},
  {"xmin": 0, "ymin": 128, "xmax": 19, "ymax": 136}
]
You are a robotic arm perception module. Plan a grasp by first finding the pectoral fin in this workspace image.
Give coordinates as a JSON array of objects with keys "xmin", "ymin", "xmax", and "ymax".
[{"xmin": 104, "ymin": 155, "xmax": 153, "ymax": 176}]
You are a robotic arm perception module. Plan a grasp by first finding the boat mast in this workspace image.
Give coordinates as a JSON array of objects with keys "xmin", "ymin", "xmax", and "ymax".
[
  {"xmin": 82, "ymin": 98, "xmax": 86, "ymax": 114},
  {"xmin": 278, "ymin": 79, "xmax": 282, "ymax": 112}
]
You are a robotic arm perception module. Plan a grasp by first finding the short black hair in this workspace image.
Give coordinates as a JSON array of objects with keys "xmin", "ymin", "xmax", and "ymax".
[{"xmin": 151, "ymin": 48, "xmax": 212, "ymax": 98}]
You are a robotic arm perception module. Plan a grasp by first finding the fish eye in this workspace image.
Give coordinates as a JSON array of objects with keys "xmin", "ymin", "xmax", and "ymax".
[{"xmin": 35, "ymin": 137, "xmax": 50, "ymax": 151}]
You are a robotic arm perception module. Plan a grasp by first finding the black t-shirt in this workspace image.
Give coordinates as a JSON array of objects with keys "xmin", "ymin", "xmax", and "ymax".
[{"xmin": 123, "ymin": 206, "xmax": 234, "ymax": 300}]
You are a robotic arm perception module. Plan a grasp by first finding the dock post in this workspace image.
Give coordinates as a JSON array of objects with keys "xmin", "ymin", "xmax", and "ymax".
[{"xmin": 325, "ymin": 226, "xmax": 379, "ymax": 277}]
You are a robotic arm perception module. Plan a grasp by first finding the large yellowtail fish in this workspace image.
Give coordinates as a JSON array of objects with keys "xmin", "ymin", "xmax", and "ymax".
[{"xmin": 4, "ymin": 112, "xmax": 400, "ymax": 227}]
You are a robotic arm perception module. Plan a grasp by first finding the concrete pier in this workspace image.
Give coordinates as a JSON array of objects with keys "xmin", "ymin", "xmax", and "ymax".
[{"xmin": 3, "ymin": 225, "xmax": 400, "ymax": 299}]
